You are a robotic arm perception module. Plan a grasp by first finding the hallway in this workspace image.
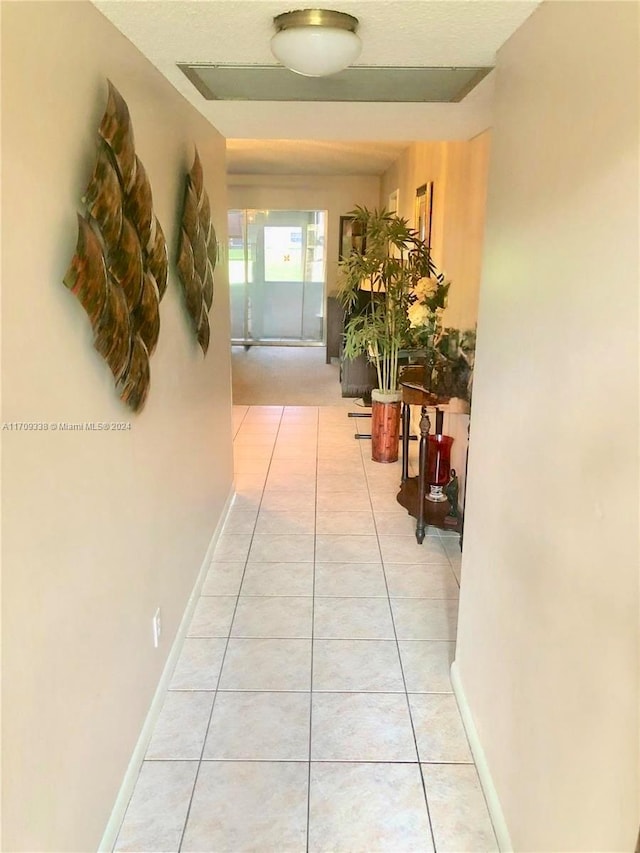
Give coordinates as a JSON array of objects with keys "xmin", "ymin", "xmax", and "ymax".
[{"xmin": 114, "ymin": 404, "xmax": 496, "ymax": 852}]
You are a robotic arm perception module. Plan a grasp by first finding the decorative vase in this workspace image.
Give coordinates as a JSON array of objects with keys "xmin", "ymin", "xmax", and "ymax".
[
  {"xmin": 371, "ymin": 389, "xmax": 402, "ymax": 463},
  {"xmin": 427, "ymin": 433, "xmax": 454, "ymax": 501}
]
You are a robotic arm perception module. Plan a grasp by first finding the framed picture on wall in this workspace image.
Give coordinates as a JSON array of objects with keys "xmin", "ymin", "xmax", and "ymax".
[
  {"xmin": 414, "ymin": 182, "xmax": 434, "ymax": 246},
  {"xmin": 339, "ymin": 215, "xmax": 366, "ymax": 260}
]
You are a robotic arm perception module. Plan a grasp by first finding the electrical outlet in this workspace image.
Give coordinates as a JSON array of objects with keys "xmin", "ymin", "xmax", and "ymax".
[{"xmin": 152, "ymin": 608, "xmax": 161, "ymax": 648}]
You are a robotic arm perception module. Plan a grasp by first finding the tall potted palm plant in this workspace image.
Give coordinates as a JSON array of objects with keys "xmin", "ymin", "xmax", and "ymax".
[{"xmin": 338, "ymin": 206, "xmax": 448, "ymax": 462}]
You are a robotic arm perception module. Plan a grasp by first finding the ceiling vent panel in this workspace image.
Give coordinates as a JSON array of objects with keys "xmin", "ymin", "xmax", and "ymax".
[{"xmin": 178, "ymin": 65, "xmax": 492, "ymax": 103}]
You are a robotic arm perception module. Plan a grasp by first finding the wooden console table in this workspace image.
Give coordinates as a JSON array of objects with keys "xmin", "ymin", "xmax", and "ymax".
[
  {"xmin": 396, "ymin": 365, "xmax": 461, "ymax": 543},
  {"xmin": 396, "ymin": 477, "xmax": 461, "ymax": 540}
]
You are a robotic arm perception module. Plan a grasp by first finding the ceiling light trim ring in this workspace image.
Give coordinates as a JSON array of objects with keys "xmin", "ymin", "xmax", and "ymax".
[{"xmin": 273, "ymin": 9, "xmax": 359, "ymax": 33}]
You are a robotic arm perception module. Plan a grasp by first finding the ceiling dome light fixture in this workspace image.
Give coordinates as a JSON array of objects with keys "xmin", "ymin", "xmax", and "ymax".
[{"xmin": 271, "ymin": 9, "xmax": 361, "ymax": 77}]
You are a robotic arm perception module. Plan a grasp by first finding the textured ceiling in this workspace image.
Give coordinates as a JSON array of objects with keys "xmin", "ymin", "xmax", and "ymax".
[{"xmin": 93, "ymin": 0, "xmax": 540, "ymax": 173}]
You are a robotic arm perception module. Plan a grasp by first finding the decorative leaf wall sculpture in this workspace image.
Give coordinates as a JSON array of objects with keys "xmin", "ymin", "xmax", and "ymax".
[
  {"xmin": 126, "ymin": 155, "xmax": 154, "ymax": 247},
  {"xmin": 118, "ymin": 335, "xmax": 151, "ymax": 413},
  {"xmin": 94, "ymin": 282, "xmax": 131, "ymax": 383},
  {"xmin": 147, "ymin": 217, "xmax": 168, "ymax": 300},
  {"xmin": 83, "ymin": 144, "xmax": 123, "ymax": 247},
  {"xmin": 63, "ymin": 214, "xmax": 109, "ymax": 327},
  {"xmin": 176, "ymin": 148, "xmax": 217, "ymax": 355},
  {"xmin": 133, "ymin": 272, "xmax": 161, "ymax": 356},
  {"xmin": 63, "ymin": 80, "xmax": 168, "ymax": 412},
  {"xmin": 98, "ymin": 82, "xmax": 136, "ymax": 191},
  {"xmin": 109, "ymin": 217, "xmax": 144, "ymax": 312}
]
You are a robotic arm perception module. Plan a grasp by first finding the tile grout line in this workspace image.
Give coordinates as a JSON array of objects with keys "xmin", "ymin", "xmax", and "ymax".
[
  {"xmin": 176, "ymin": 404, "xmax": 284, "ymax": 853},
  {"xmin": 362, "ymin": 432, "xmax": 439, "ymax": 853},
  {"xmin": 143, "ymin": 757, "xmax": 475, "ymax": 765},
  {"xmin": 231, "ymin": 404, "xmax": 249, "ymax": 440},
  {"xmin": 198, "ymin": 592, "xmax": 459, "ymax": 600},
  {"xmin": 157, "ymin": 688, "xmax": 457, "ymax": 696},
  {"xmin": 176, "ymin": 629, "xmax": 457, "ymax": 641},
  {"xmin": 306, "ymin": 406, "xmax": 320, "ymax": 853}
]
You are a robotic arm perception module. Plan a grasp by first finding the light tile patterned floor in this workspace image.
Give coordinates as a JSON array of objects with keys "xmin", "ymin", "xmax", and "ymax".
[{"xmin": 114, "ymin": 405, "xmax": 497, "ymax": 853}]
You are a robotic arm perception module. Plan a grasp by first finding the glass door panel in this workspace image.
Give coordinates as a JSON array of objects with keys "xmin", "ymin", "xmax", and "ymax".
[
  {"xmin": 228, "ymin": 209, "xmax": 326, "ymax": 345},
  {"xmin": 228, "ymin": 209, "xmax": 247, "ymax": 340}
]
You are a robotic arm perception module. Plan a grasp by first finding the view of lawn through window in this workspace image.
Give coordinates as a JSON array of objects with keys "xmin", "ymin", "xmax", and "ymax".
[{"xmin": 228, "ymin": 209, "xmax": 327, "ymax": 344}]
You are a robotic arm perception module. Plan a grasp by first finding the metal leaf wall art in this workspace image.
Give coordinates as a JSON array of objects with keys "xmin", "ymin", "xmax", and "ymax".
[
  {"xmin": 176, "ymin": 148, "xmax": 218, "ymax": 354},
  {"xmin": 63, "ymin": 80, "xmax": 168, "ymax": 412}
]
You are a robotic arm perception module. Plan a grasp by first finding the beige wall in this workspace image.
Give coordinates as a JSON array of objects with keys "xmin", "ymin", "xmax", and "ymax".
[
  {"xmin": 380, "ymin": 134, "xmax": 490, "ymax": 331},
  {"xmin": 456, "ymin": 2, "xmax": 639, "ymax": 850},
  {"xmin": 228, "ymin": 174, "xmax": 381, "ymax": 298},
  {"xmin": 381, "ymin": 142, "xmax": 448, "ymax": 282},
  {"xmin": 1, "ymin": 3, "xmax": 233, "ymax": 850},
  {"xmin": 440, "ymin": 133, "xmax": 491, "ymax": 331}
]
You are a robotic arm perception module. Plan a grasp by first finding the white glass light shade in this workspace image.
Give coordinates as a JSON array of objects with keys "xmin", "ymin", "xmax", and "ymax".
[{"xmin": 270, "ymin": 26, "xmax": 361, "ymax": 77}]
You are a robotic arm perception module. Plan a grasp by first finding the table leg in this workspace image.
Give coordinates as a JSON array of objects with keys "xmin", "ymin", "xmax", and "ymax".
[
  {"xmin": 401, "ymin": 402, "xmax": 411, "ymax": 482},
  {"xmin": 416, "ymin": 405, "xmax": 431, "ymax": 544}
]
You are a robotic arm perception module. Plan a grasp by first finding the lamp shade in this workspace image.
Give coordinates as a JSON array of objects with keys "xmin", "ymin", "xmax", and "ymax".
[{"xmin": 271, "ymin": 9, "xmax": 361, "ymax": 77}]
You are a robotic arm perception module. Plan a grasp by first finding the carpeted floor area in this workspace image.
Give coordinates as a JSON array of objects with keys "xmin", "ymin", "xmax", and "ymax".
[{"xmin": 231, "ymin": 346, "xmax": 357, "ymax": 407}]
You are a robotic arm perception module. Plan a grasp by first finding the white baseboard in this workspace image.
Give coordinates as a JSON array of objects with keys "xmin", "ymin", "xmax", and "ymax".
[
  {"xmin": 450, "ymin": 660, "xmax": 514, "ymax": 853},
  {"xmin": 98, "ymin": 487, "xmax": 235, "ymax": 852}
]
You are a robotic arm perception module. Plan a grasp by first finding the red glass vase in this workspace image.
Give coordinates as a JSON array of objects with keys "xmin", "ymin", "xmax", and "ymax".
[{"xmin": 427, "ymin": 434, "xmax": 453, "ymax": 501}]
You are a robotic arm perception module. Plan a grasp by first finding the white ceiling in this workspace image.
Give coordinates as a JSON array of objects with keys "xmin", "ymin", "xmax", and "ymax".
[
  {"xmin": 227, "ymin": 139, "xmax": 412, "ymax": 176},
  {"xmin": 93, "ymin": 0, "xmax": 541, "ymax": 174}
]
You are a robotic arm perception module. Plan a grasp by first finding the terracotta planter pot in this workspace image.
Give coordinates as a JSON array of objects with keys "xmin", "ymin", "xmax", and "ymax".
[{"xmin": 371, "ymin": 389, "xmax": 402, "ymax": 463}]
